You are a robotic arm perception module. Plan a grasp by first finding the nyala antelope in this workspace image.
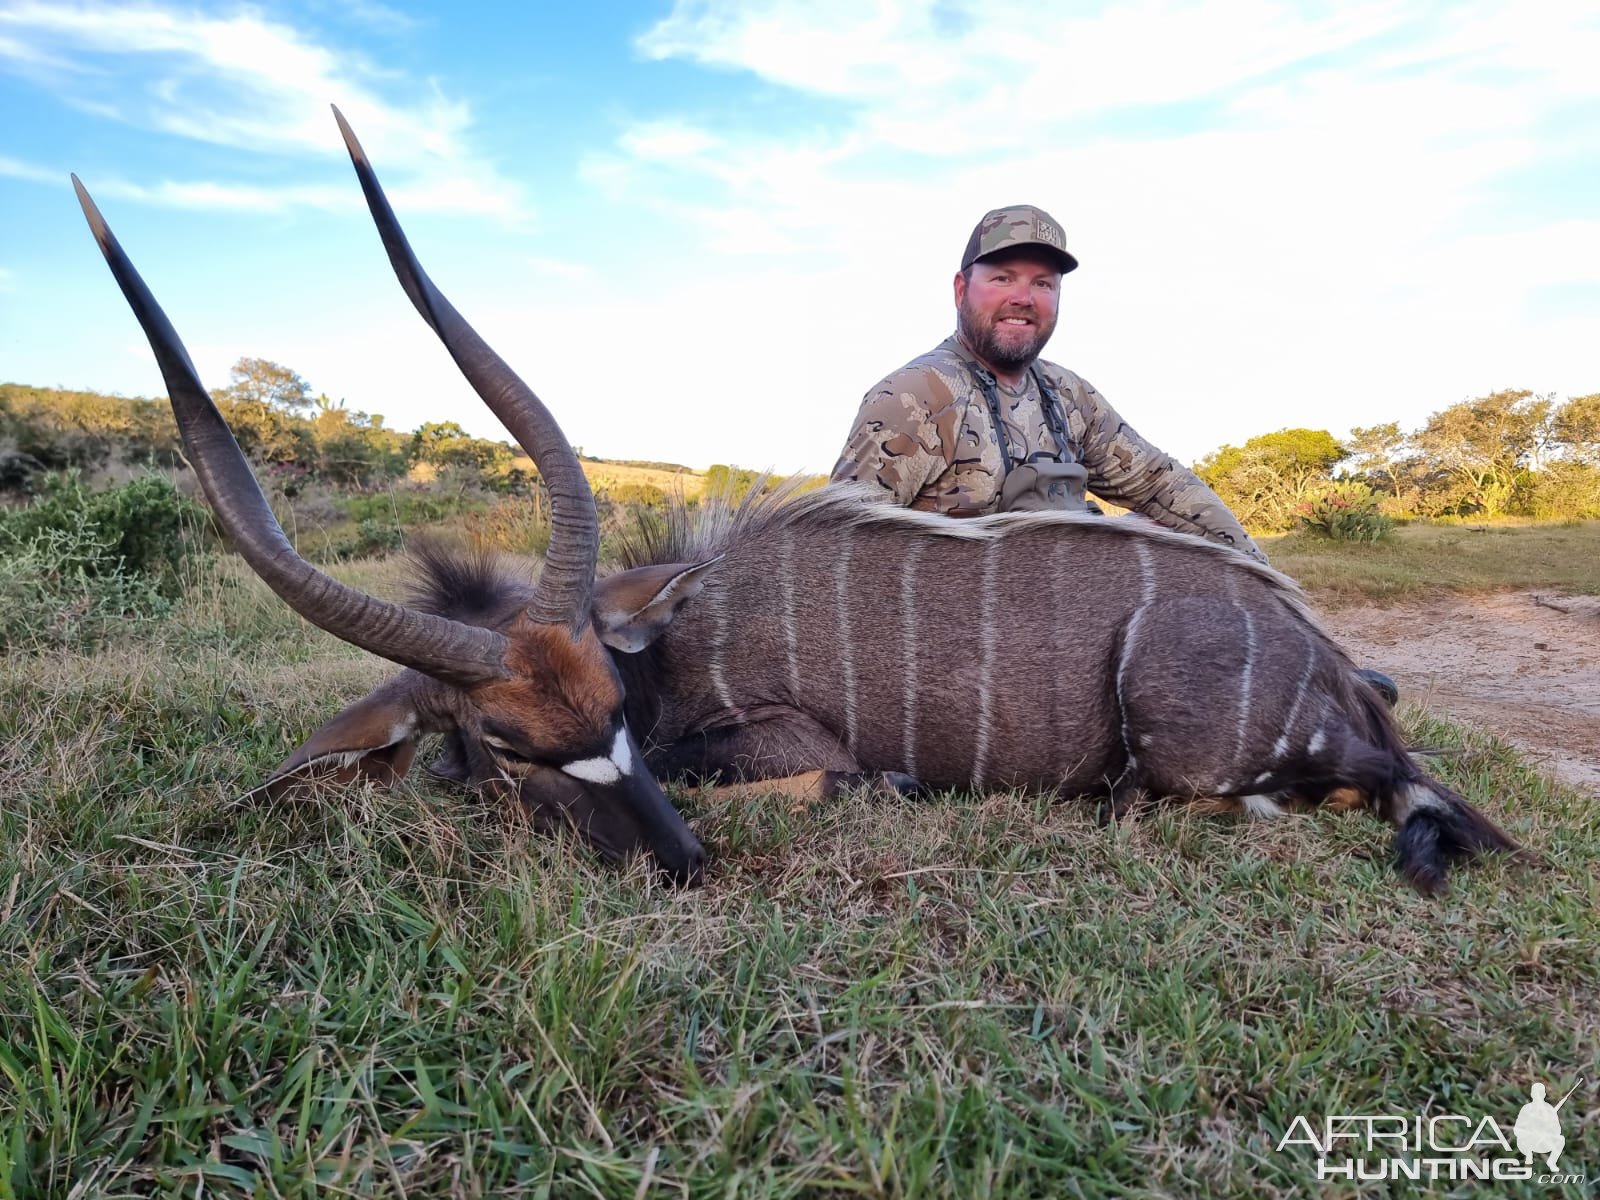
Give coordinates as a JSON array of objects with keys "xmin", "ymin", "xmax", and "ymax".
[{"xmin": 74, "ymin": 108, "xmax": 1519, "ymax": 893}]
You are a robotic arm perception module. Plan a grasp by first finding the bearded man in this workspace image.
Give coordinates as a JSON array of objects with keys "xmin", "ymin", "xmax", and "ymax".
[{"xmin": 831, "ymin": 204, "xmax": 1264, "ymax": 561}]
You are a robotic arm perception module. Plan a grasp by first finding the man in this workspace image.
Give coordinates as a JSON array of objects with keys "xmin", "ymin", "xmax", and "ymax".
[
  {"xmin": 831, "ymin": 204, "xmax": 1265, "ymax": 562},
  {"xmin": 832, "ymin": 204, "xmax": 1400, "ymax": 705}
]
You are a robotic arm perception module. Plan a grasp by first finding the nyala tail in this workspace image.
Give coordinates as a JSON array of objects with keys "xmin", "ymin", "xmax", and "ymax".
[{"xmin": 1391, "ymin": 780, "xmax": 1521, "ymax": 895}]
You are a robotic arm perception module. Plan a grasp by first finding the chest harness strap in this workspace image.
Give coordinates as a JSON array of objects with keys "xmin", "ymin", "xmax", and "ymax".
[{"xmin": 969, "ymin": 361, "xmax": 1077, "ymax": 473}]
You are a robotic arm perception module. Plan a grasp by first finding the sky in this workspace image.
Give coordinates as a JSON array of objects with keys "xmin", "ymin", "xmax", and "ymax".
[{"xmin": 2, "ymin": 0, "xmax": 1597, "ymax": 475}]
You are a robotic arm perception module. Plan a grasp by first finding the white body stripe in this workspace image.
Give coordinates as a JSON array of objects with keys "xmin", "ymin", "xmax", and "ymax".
[
  {"xmin": 899, "ymin": 538, "xmax": 925, "ymax": 778},
  {"xmin": 1134, "ymin": 539, "xmax": 1155, "ymax": 606},
  {"xmin": 779, "ymin": 529, "xmax": 800, "ymax": 700},
  {"xmin": 1232, "ymin": 602, "xmax": 1257, "ymax": 754},
  {"xmin": 836, "ymin": 529, "xmax": 858, "ymax": 752},
  {"xmin": 562, "ymin": 726, "xmax": 633, "ymax": 785},
  {"xmin": 1115, "ymin": 604, "xmax": 1150, "ymax": 774},
  {"xmin": 1271, "ymin": 627, "xmax": 1315, "ymax": 761},
  {"xmin": 971, "ymin": 538, "xmax": 1001, "ymax": 789},
  {"xmin": 704, "ymin": 582, "xmax": 735, "ymax": 712}
]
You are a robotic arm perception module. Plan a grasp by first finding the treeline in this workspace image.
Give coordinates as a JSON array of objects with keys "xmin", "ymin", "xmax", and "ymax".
[
  {"xmin": 7, "ymin": 369, "xmax": 1596, "ymax": 536},
  {"xmin": 1196, "ymin": 388, "xmax": 1600, "ymax": 533},
  {"xmin": 3, "ymin": 359, "xmax": 544, "ymax": 494}
]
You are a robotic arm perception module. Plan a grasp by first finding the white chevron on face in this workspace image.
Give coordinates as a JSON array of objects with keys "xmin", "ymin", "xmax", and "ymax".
[{"xmin": 562, "ymin": 725, "xmax": 633, "ymax": 785}]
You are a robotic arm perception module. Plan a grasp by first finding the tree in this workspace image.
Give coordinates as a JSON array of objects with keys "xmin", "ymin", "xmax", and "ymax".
[
  {"xmin": 311, "ymin": 395, "xmax": 406, "ymax": 486},
  {"xmin": 1194, "ymin": 428, "xmax": 1345, "ymax": 531},
  {"xmin": 216, "ymin": 357, "xmax": 313, "ymax": 413},
  {"xmin": 408, "ymin": 421, "xmax": 516, "ymax": 490},
  {"xmin": 1552, "ymin": 393, "xmax": 1600, "ymax": 465},
  {"xmin": 1410, "ymin": 389, "xmax": 1553, "ymax": 516},
  {"xmin": 208, "ymin": 357, "xmax": 317, "ymax": 466},
  {"xmin": 1344, "ymin": 421, "xmax": 1408, "ymax": 498}
]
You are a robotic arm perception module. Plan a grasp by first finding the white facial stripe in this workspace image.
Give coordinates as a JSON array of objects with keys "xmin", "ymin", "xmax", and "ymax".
[
  {"xmin": 610, "ymin": 726, "xmax": 633, "ymax": 777},
  {"xmin": 560, "ymin": 727, "xmax": 633, "ymax": 785}
]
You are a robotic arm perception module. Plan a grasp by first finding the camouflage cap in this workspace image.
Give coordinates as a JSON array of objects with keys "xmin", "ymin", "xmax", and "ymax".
[{"xmin": 960, "ymin": 205, "xmax": 1078, "ymax": 275}]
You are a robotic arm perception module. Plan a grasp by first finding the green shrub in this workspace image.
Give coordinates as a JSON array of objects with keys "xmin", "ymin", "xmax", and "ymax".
[
  {"xmin": 599, "ymin": 482, "xmax": 669, "ymax": 508},
  {"xmin": 353, "ymin": 518, "xmax": 406, "ymax": 557},
  {"xmin": 0, "ymin": 472, "xmax": 205, "ymax": 650},
  {"xmin": 0, "ymin": 472, "xmax": 203, "ymax": 594},
  {"xmin": 345, "ymin": 488, "xmax": 478, "ymax": 526},
  {"xmin": 1295, "ymin": 483, "xmax": 1394, "ymax": 541},
  {"xmin": 1520, "ymin": 461, "xmax": 1600, "ymax": 521}
]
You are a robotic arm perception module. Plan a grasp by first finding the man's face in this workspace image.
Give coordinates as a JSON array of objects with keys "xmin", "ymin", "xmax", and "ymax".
[{"xmin": 954, "ymin": 250, "xmax": 1062, "ymax": 371}]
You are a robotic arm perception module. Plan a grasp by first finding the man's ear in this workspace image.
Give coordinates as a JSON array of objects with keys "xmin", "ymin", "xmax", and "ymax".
[
  {"xmin": 593, "ymin": 558, "xmax": 722, "ymax": 653},
  {"xmin": 953, "ymin": 268, "xmax": 969, "ymax": 307},
  {"xmin": 251, "ymin": 671, "xmax": 440, "ymax": 800}
]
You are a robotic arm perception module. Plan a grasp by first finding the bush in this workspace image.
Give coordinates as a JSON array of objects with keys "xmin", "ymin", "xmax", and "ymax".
[
  {"xmin": 598, "ymin": 482, "xmax": 669, "ymax": 508},
  {"xmin": 0, "ymin": 472, "xmax": 203, "ymax": 593},
  {"xmin": 1519, "ymin": 461, "xmax": 1600, "ymax": 521},
  {"xmin": 346, "ymin": 488, "xmax": 479, "ymax": 526},
  {"xmin": 462, "ymin": 492, "xmax": 551, "ymax": 556},
  {"xmin": 0, "ymin": 472, "xmax": 205, "ymax": 650},
  {"xmin": 353, "ymin": 519, "xmax": 406, "ymax": 557},
  {"xmin": 1295, "ymin": 483, "xmax": 1394, "ymax": 542}
]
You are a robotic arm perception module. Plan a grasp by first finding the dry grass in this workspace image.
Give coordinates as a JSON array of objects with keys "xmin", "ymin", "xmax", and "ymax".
[
  {"xmin": 504, "ymin": 457, "xmax": 708, "ymax": 502},
  {"xmin": 1264, "ymin": 520, "xmax": 1600, "ymax": 603}
]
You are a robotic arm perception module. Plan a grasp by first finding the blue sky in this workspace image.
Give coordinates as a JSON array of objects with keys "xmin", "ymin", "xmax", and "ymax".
[{"xmin": 3, "ymin": 1, "xmax": 1597, "ymax": 473}]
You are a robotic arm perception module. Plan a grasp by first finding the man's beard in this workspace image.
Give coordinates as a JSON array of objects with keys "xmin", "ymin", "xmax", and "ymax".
[{"xmin": 958, "ymin": 301, "xmax": 1055, "ymax": 371}]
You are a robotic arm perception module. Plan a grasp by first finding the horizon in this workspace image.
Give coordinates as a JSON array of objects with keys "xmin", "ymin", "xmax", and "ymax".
[{"xmin": 3, "ymin": 1, "xmax": 1596, "ymax": 475}]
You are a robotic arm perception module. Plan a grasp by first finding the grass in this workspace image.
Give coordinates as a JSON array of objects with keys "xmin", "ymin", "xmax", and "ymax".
[
  {"xmin": 1262, "ymin": 520, "xmax": 1600, "ymax": 602},
  {"xmin": 2, "ymin": 550, "xmax": 1597, "ymax": 1197},
  {"xmin": 505, "ymin": 458, "xmax": 708, "ymax": 502}
]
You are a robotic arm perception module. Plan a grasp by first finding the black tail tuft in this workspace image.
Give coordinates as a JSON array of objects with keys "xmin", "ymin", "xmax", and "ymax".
[{"xmin": 1394, "ymin": 783, "xmax": 1521, "ymax": 896}]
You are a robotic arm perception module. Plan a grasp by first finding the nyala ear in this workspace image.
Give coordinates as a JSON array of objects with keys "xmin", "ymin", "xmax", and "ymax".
[
  {"xmin": 251, "ymin": 672, "xmax": 438, "ymax": 800},
  {"xmin": 593, "ymin": 557, "xmax": 722, "ymax": 653}
]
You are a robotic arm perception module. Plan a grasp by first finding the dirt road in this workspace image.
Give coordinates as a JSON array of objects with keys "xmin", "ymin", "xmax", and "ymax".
[{"xmin": 1321, "ymin": 590, "xmax": 1600, "ymax": 795}]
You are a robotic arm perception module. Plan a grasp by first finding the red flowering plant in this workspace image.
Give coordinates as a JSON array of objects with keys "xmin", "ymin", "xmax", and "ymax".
[{"xmin": 1296, "ymin": 483, "xmax": 1393, "ymax": 541}]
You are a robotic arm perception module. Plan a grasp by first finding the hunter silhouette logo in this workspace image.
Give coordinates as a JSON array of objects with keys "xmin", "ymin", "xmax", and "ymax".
[
  {"xmin": 1276, "ymin": 1078, "xmax": 1587, "ymax": 1185},
  {"xmin": 1515, "ymin": 1080, "xmax": 1580, "ymax": 1171}
]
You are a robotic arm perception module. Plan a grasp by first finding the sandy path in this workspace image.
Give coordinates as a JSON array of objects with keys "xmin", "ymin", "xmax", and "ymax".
[{"xmin": 1320, "ymin": 591, "xmax": 1600, "ymax": 795}]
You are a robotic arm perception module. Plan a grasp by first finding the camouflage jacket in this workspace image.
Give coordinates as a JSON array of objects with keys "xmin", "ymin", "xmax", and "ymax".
[{"xmin": 831, "ymin": 335, "xmax": 1266, "ymax": 562}]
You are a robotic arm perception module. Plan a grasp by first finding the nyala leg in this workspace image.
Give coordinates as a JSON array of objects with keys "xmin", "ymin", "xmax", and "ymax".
[
  {"xmin": 821, "ymin": 770, "xmax": 933, "ymax": 801},
  {"xmin": 1099, "ymin": 779, "xmax": 1150, "ymax": 826}
]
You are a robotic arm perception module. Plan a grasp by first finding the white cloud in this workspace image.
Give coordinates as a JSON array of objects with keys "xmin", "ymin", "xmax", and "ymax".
[
  {"xmin": 638, "ymin": 0, "xmax": 1413, "ymax": 151},
  {"xmin": 597, "ymin": 0, "xmax": 1600, "ymax": 468},
  {"xmin": 7, "ymin": 154, "xmax": 521, "ymax": 219},
  {"xmin": 0, "ymin": 1, "xmax": 526, "ymax": 219},
  {"xmin": 0, "ymin": 154, "xmax": 59, "ymax": 185},
  {"xmin": 618, "ymin": 121, "xmax": 723, "ymax": 162}
]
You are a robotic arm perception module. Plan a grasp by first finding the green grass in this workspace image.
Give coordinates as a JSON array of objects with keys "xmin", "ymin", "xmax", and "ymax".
[
  {"xmin": 1263, "ymin": 520, "xmax": 1600, "ymax": 601},
  {"xmin": 1, "ymin": 557, "xmax": 1596, "ymax": 1197}
]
